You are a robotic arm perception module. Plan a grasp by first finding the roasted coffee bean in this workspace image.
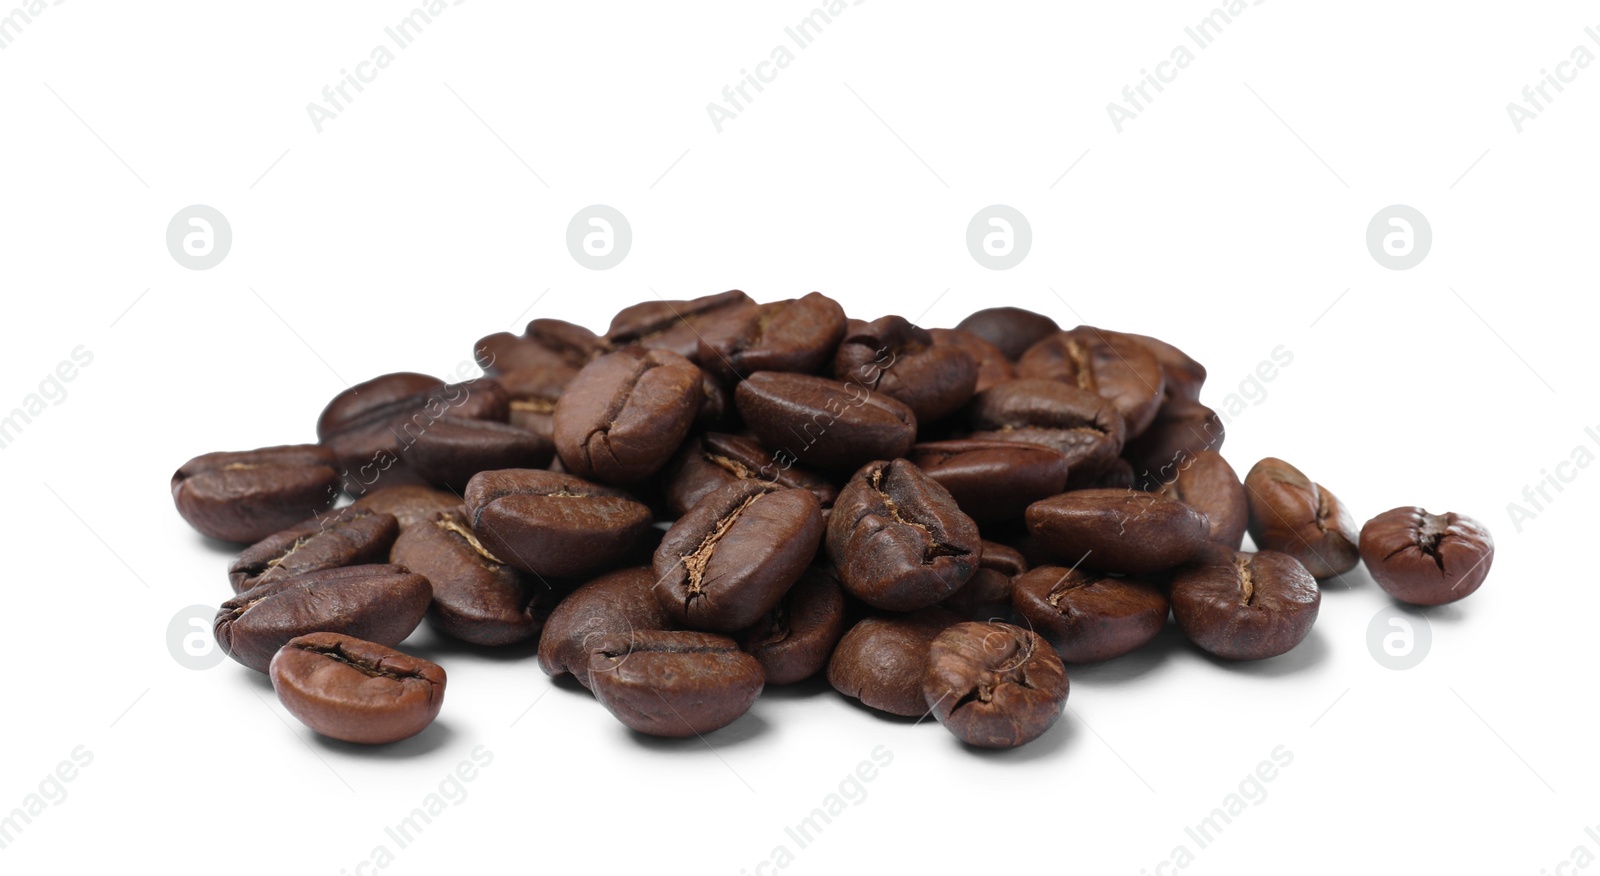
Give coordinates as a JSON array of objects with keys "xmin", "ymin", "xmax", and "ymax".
[
  {"xmin": 827, "ymin": 459, "xmax": 981, "ymax": 611},
  {"xmin": 495, "ymin": 364, "xmax": 575, "ymax": 442},
  {"xmin": 1011, "ymin": 566, "xmax": 1168, "ymax": 662},
  {"xmin": 538, "ymin": 566, "xmax": 674, "ymax": 689},
  {"xmin": 352, "ymin": 485, "xmax": 461, "ymax": 531},
  {"xmin": 228, "ymin": 507, "xmax": 400, "ymax": 593},
  {"xmin": 738, "ymin": 565, "xmax": 847, "ymax": 684},
  {"xmin": 606, "ymin": 289, "xmax": 754, "ymax": 361},
  {"xmin": 1243, "ymin": 458, "xmax": 1360, "ymax": 579},
  {"xmin": 909, "ymin": 440, "xmax": 1070, "ymax": 525},
  {"xmin": 735, "ymin": 371, "xmax": 917, "ymax": 471},
  {"xmin": 553, "ymin": 348, "xmax": 702, "ymax": 483},
  {"xmin": 1025, "ymin": 489, "xmax": 1209, "ymax": 574},
  {"xmin": 828, "ymin": 607, "xmax": 963, "ymax": 716},
  {"xmin": 662, "ymin": 432, "xmax": 837, "ymax": 517},
  {"xmin": 464, "ymin": 469, "xmax": 653, "ymax": 579},
  {"xmin": 1089, "ymin": 458, "xmax": 1136, "ymax": 490},
  {"xmin": 1359, "ymin": 507, "xmax": 1494, "ymax": 605},
  {"xmin": 965, "ymin": 378, "xmax": 1126, "ymax": 489},
  {"xmin": 1017, "ymin": 327, "xmax": 1166, "ymax": 438},
  {"xmin": 215, "ymin": 564, "xmax": 431, "ymax": 673},
  {"xmin": 1126, "ymin": 332, "xmax": 1207, "ymax": 402},
  {"xmin": 269, "ymin": 633, "xmax": 445, "ymax": 745},
  {"xmin": 654, "ymin": 480, "xmax": 824, "ymax": 632},
  {"xmin": 391, "ymin": 508, "xmax": 552, "ymax": 646},
  {"xmin": 475, "ymin": 318, "xmax": 608, "ymax": 375},
  {"xmin": 1124, "ymin": 397, "xmax": 1225, "ymax": 484},
  {"xmin": 942, "ymin": 541, "xmax": 1027, "ymax": 620},
  {"xmin": 833, "ymin": 316, "xmax": 978, "ymax": 423},
  {"xmin": 410, "ymin": 417, "xmax": 554, "ymax": 494},
  {"xmin": 693, "ymin": 366, "xmax": 732, "ymax": 431},
  {"xmin": 697, "ymin": 292, "xmax": 848, "ymax": 382},
  {"xmin": 171, "ymin": 444, "xmax": 340, "ymax": 543},
  {"xmin": 588, "ymin": 630, "xmax": 764, "ymax": 737},
  {"xmin": 922, "ymin": 621, "xmax": 1069, "ymax": 749},
  {"xmin": 1170, "ymin": 549, "xmax": 1320, "ymax": 660},
  {"xmin": 954, "ymin": 307, "xmax": 1061, "ymax": 361},
  {"xmin": 317, "ymin": 373, "xmax": 508, "ymax": 491},
  {"xmin": 1154, "ymin": 450, "xmax": 1248, "ymax": 549},
  {"xmin": 929, "ymin": 328, "xmax": 1015, "ymax": 393}
]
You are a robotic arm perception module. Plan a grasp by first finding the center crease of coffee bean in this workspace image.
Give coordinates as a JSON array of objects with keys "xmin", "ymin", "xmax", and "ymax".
[
  {"xmin": 681, "ymin": 492, "xmax": 762, "ymax": 600},
  {"xmin": 1235, "ymin": 555, "xmax": 1256, "ymax": 606},
  {"xmin": 869, "ymin": 468, "xmax": 965, "ymax": 562},
  {"xmin": 436, "ymin": 514, "xmax": 507, "ymax": 566}
]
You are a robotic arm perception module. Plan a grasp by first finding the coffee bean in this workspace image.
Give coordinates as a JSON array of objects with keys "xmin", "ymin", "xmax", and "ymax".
[
  {"xmin": 662, "ymin": 432, "xmax": 838, "ymax": 517},
  {"xmin": 475, "ymin": 318, "xmax": 608, "ymax": 375},
  {"xmin": 827, "ymin": 459, "xmax": 981, "ymax": 611},
  {"xmin": 1359, "ymin": 507, "xmax": 1493, "ymax": 605},
  {"xmin": 588, "ymin": 630, "xmax": 764, "ymax": 737},
  {"xmin": 228, "ymin": 507, "xmax": 400, "ymax": 593},
  {"xmin": 553, "ymin": 347, "xmax": 702, "ymax": 483},
  {"xmin": 538, "ymin": 566, "xmax": 674, "ymax": 689},
  {"xmin": 941, "ymin": 541, "xmax": 1027, "ymax": 620},
  {"xmin": 738, "ymin": 565, "xmax": 847, "ymax": 684},
  {"xmin": 1243, "ymin": 458, "xmax": 1360, "ymax": 579},
  {"xmin": 734, "ymin": 371, "xmax": 917, "ymax": 471},
  {"xmin": 1153, "ymin": 450, "xmax": 1248, "ymax": 548},
  {"xmin": 606, "ymin": 289, "xmax": 754, "ymax": 361},
  {"xmin": 922, "ymin": 621, "xmax": 1069, "ymax": 748},
  {"xmin": 269, "ymin": 633, "xmax": 445, "ymax": 745},
  {"xmin": 697, "ymin": 292, "xmax": 848, "ymax": 382},
  {"xmin": 215, "ymin": 564, "xmax": 431, "ymax": 673},
  {"xmin": 909, "ymin": 440, "xmax": 1070, "ymax": 525},
  {"xmin": 693, "ymin": 366, "xmax": 732, "ymax": 432},
  {"xmin": 391, "ymin": 508, "xmax": 553, "ymax": 646},
  {"xmin": 1170, "ymin": 548, "xmax": 1319, "ymax": 659},
  {"xmin": 834, "ymin": 316, "xmax": 978, "ymax": 423},
  {"xmin": 496, "ymin": 364, "xmax": 574, "ymax": 441},
  {"xmin": 171, "ymin": 444, "xmax": 340, "ymax": 543},
  {"xmin": 1124, "ymin": 397, "xmax": 1225, "ymax": 484},
  {"xmin": 1125, "ymin": 332, "xmax": 1207, "ymax": 402},
  {"xmin": 964, "ymin": 378, "xmax": 1126, "ymax": 489},
  {"xmin": 1011, "ymin": 566, "xmax": 1168, "ymax": 662},
  {"xmin": 1025, "ymin": 488, "xmax": 1209, "ymax": 574},
  {"xmin": 463, "ymin": 469, "xmax": 653, "ymax": 579},
  {"xmin": 929, "ymin": 328, "xmax": 1015, "ymax": 393},
  {"xmin": 954, "ymin": 307, "xmax": 1061, "ymax": 361},
  {"xmin": 351, "ymin": 485, "xmax": 461, "ymax": 531},
  {"xmin": 317, "ymin": 373, "xmax": 509, "ymax": 492},
  {"xmin": 1017, "ymin": 327, "xmax": 1165, "ymax": 438},
  {"xmin": 410, "ymin": 417, "xmax": 554, "ymax": 494},
  {"xmin": 827, "ymin": 607, "xmax": 963, "ymax": 716},
  {"xmin": 1089, "ymin": 458, "xmax": 1136, "ymax": 490}
]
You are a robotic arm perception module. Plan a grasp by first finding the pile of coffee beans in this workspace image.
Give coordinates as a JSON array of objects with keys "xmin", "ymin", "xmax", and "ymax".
[{"xmin": 171, "ymin": 291, "xmax": 1496, "ymax": 750}]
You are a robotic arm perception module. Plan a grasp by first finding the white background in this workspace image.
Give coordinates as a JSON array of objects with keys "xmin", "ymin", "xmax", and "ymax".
[{"xmin": 1, "ymin": 2, "xmax": 1595, "ymax": 873}]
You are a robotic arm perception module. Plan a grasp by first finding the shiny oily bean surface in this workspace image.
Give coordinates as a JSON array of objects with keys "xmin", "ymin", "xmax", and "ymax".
[
  {"xmin": 738, "ymin": 565, "xmax": 847, "ymax": 685},
  {"xmin": 1243, "ymin": 458, "xmax": 1360, "ymax": 579},
  {"xmin": 464, "ymin": 469, "xmax": 653, "ymax": 579},
  {"xmin": 270, "ymin": 633, "xmax": 445, "ymax": 745},
  {"xmin": 1170, "ymin": 549, "xmax": 1320, "ymax": 660},
  {"xmin": 828, "ymin": 607, "xmax": 963, "ymax": 717},
  {"xmin": 928, "ymin": 328, "xmax": 1015, "ymax": 393},
  {"xmin": 1025, "ymin": 488, "xmax": 1209, "ymax": 574},
  {"xmin": 941, "ymin": 541, "xmax": 1028, "ymax": 621},
  {"xmin": 352, "ymin": 485, "xmax": 461, "ymax": 531},
  {"xmin": 537, "ymin": 567, "xmax": 675, "ymax": 689},
  {"xmin": 965, "ymin": 378, "xmax": 1126, "ymax": 489},
  {"xmin": 1017, "ymin": 327, "xmax": 1166, "ymax": 439},
  {"xmin": 606, "ymin": 289, "xmax": 754, "ymax": 361},
  {"xmin": 409, "ymin": 417, "xmax": 553, "ymax": 494},
  {"xmin": 909, "ymin": 440, "xmax": 1070, "ymax": 525},
  {"xmin": 697, "ymin": 292, "xmax": 848, "ymax": 382},
  {"xmin": 588, "ymin": 630, "xmax": 764, "ymax": 737},
  {"xmin": 1155, "ymin": 450, "xmax": 1248, "ymax": 549},
  {"xmin": 827, "ymin": 459, "xmax": 981, "ymax": 611},
  {"xmin": 171, "ymin": 444, "xmax": 340, "ymax": 543},
  {"xmin": 662, "ymin": 432, "xmax": 838, "ymax": 517},
  {"xmin": 227, "ymin": 507, "xmax": 399, "ymax": 593},
  {"xmin": 954, "ymin": 307, "xmax": 1061, "ymax": 361},
  {"xmin": 1011, "ymin": 566, "xmax": 1168, "ymax": 663},
  {"xmin": 1125, "ymin": 332, "xmax": 1207, "ymax": 402},
  {"xmin": 1359, "ymin": 507, "xmax": 1494, "ymax": 606},
  {"xmin": 1124, "ymin": 397, "xmax": 1226, "ymax": 485},
  {"xmin": 735, "ymin": 372, "xmax": 917, "ymax": 471},
  {"xmin": 834, "ymin": 316, "xmax": 978, "ymax": 423},
  {"xmin": 922, "ymin": 621, "xmax": 1069, "ymax": 749},
  {"xmin": 553, "ymin": 348, "xmax": 703, "ymax": 483},
  {"xmin": 391, "ymin": 508, "xmax": 552, "ymax": 646},
  {"xmin": 317, "ymin": 373, "xmax": 508, "ymax": 489}
]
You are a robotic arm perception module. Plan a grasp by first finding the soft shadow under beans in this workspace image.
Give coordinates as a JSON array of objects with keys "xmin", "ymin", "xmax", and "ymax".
[
  {"xmin": 756, "ymin": 674, "xmax": 835, "ymax": 702},
  {"xmin": 960, "ymin": 711, "xmax": 1080, "ymax": 765},
  {"xmin": 1068, "ymin": 624, "xmax": 1188, "ymax": 688},
  {"xmin": 1194, "ymin": 627, "xmax": 1331, "ymax": 678},
  {"xmin": 312, "ymin": 719, "xmax": 458, "ymax": 760},
  {"xmin": 621, "ymin": 710, "xmax": 771, "ymax": 751}
]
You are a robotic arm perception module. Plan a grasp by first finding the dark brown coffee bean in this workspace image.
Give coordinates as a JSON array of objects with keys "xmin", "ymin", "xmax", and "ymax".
[
  {"xmin": 833, "ymin": 316, "xmax": 978, "ymax": 423},
  {"xmin": 588, "ymin": 630, "xmax": 764, "ymax": 737},
  {"xmin": 351, "ymin": 485, "xmax": 461, "ymax": 531},
  {"xmin": 1089, "ymin": 458, "xmax": 1136, "ymax": 490},
  {"xmin": 269, "ymin": 633, "xmax": 445, "ymax": 744},
  {"xmin": 317, "ymin": 373, "xmax": 508, "ymax": 493},
  {"xmin": 215, "ymin": 564, "xmax": 431, "ymax": 673},
  {"xmin": 909, "ymin": 440, "xmax": 1070, "ymax": 525},
  {"xmin": 496, "ymin": 364, "xmax": 575, "ymax": 441},
  {"xmin": 827, "ymin": 607, "xmax": 963, "ymax": 716},
  {"xmin": 391, "ymin": 508, "xmax": 552, "ymax": 646},
  {"xmin": 697, "ymin": 292, "xmax": 847, "ymax": 382},
  {"xmin": 1124, "ymin": 397, "xmax": 1225, "ymax": 484},
  {"xmin": 1011, "ymin": 566, "xmax": 1168, "ymax": 662},
  {"xmin": 1170, "ymin": 549, "xmax": 1320, "ymax": 660},
  {"xmin": 1017, "ymin": 327, "xmax": 1165, "ymax": 438},
  {"xmin": 171, "ymin": 444, "xmax": 340, "ymax": 543},
  {"xmin": 475, "ymin": 318, "xmax": 608, "ymax": 375},
  {"xmin": 1025, "ymin": 488, "xmax": 1209, "ymax": 574},
  {"xmin": 738, "ymin": 565, "xmax": 847, "ymax": 684},
  {"xmin": 693, "ymin": 366, "xmax": 732, "ymax": 431},
  {"xmin": 662, "ymin": 432, "xmax": 838, "ymax": 517},
  {"xmin": 942, "ymin": 541, "xmax": 1027, "ymax": 620},
  {"xmin": 464, "ymin": 469, "xmax": 653, "ymax": 579},
  {"xmin": 965, "ymin": 378, "xmax": 1126, "ymax": 488},
  {"xmin": 654, "ymin": 481, "xmax": 824, "ymax": 631},
  {"xmin": 606, "ymin": 290, "xmax": 754, "ymax": 361},
  {"xmin": 228, "ymin": 507, "xmax": 400, "ymax": 593},
  {"xmin": 538, "ymin": 567, "xmax": 674, "ymax": 689},
  {"xmin": 1125, "ymin": 332, "xmax": 1207, "ymax": 402},
  {"xmin": 410, "ymin": 417, "xmax": 554, "ymax": 494},
  {"xmin": 1155, "ymin": 450, "xmax": 1248, "ymax": 548},
  {"xmin": 827, "ymin": 459, "xmax": 981, "ymax": 611},
  {"xmin": 929, "ymin": 328, "xmax": 1015, "ymax": 393},
  {"xmin": 553, "ymin": 348, "xmax": 702, "ymax": 483},
  {"xmin": 1359, "ymin": 507, "xmax": 1494, "ymax": 605},
  {"xmin": 954, "ymin": 307, "xmax": 1061, "ymax": 361},
  {"xmin": 1243, "ymin": 458, "xmax": 1360, "ymax": 579},
  {"xmin": 922, "ymin": 621, "xmax": 1068, "ymax": 749},
  {"xmin": 734, "ymin": 371, "xmax": 917, "ymax": 471}
]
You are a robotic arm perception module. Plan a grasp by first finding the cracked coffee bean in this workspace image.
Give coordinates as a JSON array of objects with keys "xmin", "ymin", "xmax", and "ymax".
[
  {"xmin": 215, "ymin": 564, "xmax": 431, "ymax": 673},
  {"xmin": 965, "ymin": 378, "xmax": 1126, "ymax": 489},
  {"xmin": 834, "ymin": 316, "xmax": 978, "ymax": 423},
  {"xmin": 827, "ymin": 459, "xmax": 981, "ymax": 611},
  {"xmin": 227, "ymin": 506, "xmax": 399, "ymax": 593},
  {"xmin": 1026, "ymin": 488, "xmax": 1209, "ymax": 574},
  {"xmin": 410, "ymin": 416, "xmax": 554, "ymax": 494},
  {"xmin": 662, "ymin": 432, "xmax": 837, "ymax": 518},
  {"xmin": 828, "ymin": 607, "xmax": 963, "ymax": 717},
  {"xmin": 1243, "ymin": 457, "xmax": 1360, "ymax": 579},
  {"xmin": 171, "ymin": 444, "xmax": 340, "ymax": 543},
  {"xmin": 269, "ymin": 632, "xmax": 446, "ymax": 745},
  {"xmin": 697, "ymin": 291, "xmax": 848, "ymax": 382},
  {"xmin": 1153, "ymin": 450, "xmax": 1248, "ymax": 549},
  {"xmin": 1359, "ymin": 507, "xmax": 1494, "ymax": 605},
  {"xmin": 922, "ymin": 621, "xmax": 1069, "ymax": 749},
  {"xmin": 738, "ymin": 565, "xmax": 847, "ymax": 685},
  {"xmin": 538, "ymin": 566, "xmax": 674, "ymax": 689},
  {"xmin": 553, "ymin": 347, "xmax": 703, "ymax": 483},
  {"xmin": 909, "ymin": 439, "xmax": 1070, "ymax": 525},
  {"xmin": 391, "ymin": 508, "xmax": 553, "ymax": 646},
  {"xmin": 1017, "ymin": 327, "xmax": 1166, "ymax": 438},
  {"xmin": 1170, "ymin": 549, "xmax": 1320, "ymax": 660},
  {"xmin": 735, "ymin": 371, "xmax": 917, "ymax": 471},
  {"xmin": 587, "ymin": 630, "xmax": 764, "ymax": 737},
  {"xmin": 1011, "ymin": 566, "xmax": 1168, "ymax": 663},
  {"xmin": 464, "ymin": 469, "xmax": 653, "ymax": 579},
  {"xmin": 954, "ymin": 307, "xmax": 1061, "ymax": 361}
]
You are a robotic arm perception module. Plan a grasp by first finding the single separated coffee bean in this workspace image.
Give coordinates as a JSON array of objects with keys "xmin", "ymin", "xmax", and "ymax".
[
  {"xmin": 538, "ymin": 567, "xmax": 675, "ymax": 689},
  {"xmin": 227, "ymin": 507, "xmax": 400, "ymax": 593},
  {"xmin": 215, "ymin": 564, "xmax": 432, "ymax": 673},
  {"xmin": 1359, "ymin": 507, "xmax": 1494, "ymax": 606},
  {"xmin": 605, "ymin": 289, "xmax": 754, "ymax": 361},
  {"xmin": 1170, "ymin": 549, "xmax": 1320, "ymax": 660},
  {"xmin": 1017, "ymin": 327, "xmax": 1166, "ymax": 438},
  {"xmin": 463, "ymin": 469, "xmax": 653, "ymax": 579},
  {"xmin": 696, "ymin": 292, "xmax": 848, "ymax": 382},
  {"xmin": 1011, "ymin": 566, "xmax": 1168, "ymax": 663},
  {"xmin": 964, "ymin": 378, "xmax": 1126, "ymax": 489},
  {"xmin": 1154, "ymin": 450, "xmax": 1248, "ymax": 549},
  {"xmin": 553, "ymin": 347, "xmax": 703, "ymax": 483},
  {"xmin": 588, "ymin": 630, "xmax": 764, "ymax": 737},
  {"xmin": 1243, "ymin": 457, "xmax": 1360, "ymax": 579},
  {"xmin": 1025, "ymin": 489, "xmax": 1209, "ymax": 574},
  {"xmin": 922, "ymin": 621, "xmax": 1069, "ymax": 749},
  {"xmin": 352, "ymin": 484, "xmax": 461, "ymax": 531},
  {"xmin": 734, "ymin": 371, "xmax": 917, "ymax": 471},
  {"xmin": 909, "ymin": 440, "xmax": 1070, "ymax": 525},
  {"xmin": 171, "ymin": 444, "xmax": 340, "ymax": 543},
  {"xmin": 738, "ymin": 565, "xmax": 847, "ymax": 684},
  {"xmin": 269, "ymin": 633, "xmax": 445, "ymax": 745},
  {"xmin": 954, "ymin": 307, "xmax": 1061, "ymax": 361},
  {"xmin": 391, "ymin": 508, "xmax": 552, "ymax": 646},
  {"xmin": 409, "ymin": 417, "xmax": 554, "ymax": 493},
  {"xmin": 833, "ymin": 316, "xmax": 978, "ymax": 423},
  {"xmin": 662, "ymin": 432, "xmax": 837, "ymax": 517},
  {"xmin": 827, "ymin": 459, "xmax": 981, "ymax": 611},
  {"xmin": 828, "ymin": 607, "xmax": 963, "ymax": 716}
]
